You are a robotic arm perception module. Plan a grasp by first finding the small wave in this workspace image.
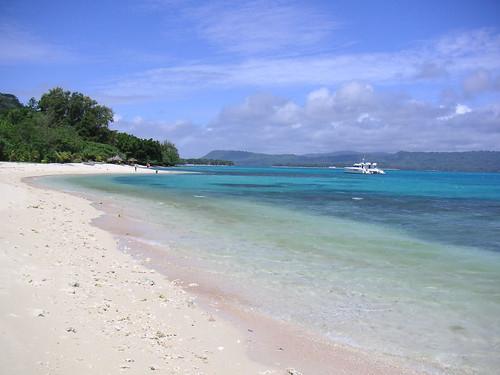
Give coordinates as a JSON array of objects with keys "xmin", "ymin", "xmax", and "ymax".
[
  {"xmin": 194, "ymin": 195, "xmax": 206, "ymax": 198},
  {"xmin": 352, "ymin": 197, "xmax": 364, "ymax": 200}
]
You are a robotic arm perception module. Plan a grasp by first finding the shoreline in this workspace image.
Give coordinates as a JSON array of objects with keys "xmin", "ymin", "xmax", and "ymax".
[
  {"xmin": 1, "ymin": 162, "xmax": 420, "ymax": 374},
  {"xmin": 87, "ymin": 202, "xmax": 423, "ymax": 375},
  {"xmin": 1, "ymin": 162, "xmax": 272, "ymax": 374}
]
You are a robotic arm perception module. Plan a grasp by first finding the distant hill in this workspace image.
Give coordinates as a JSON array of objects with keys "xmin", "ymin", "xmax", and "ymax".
[
  {"xmin": 203, "ymin": 150, "xmax": 500, "ymax": 172},
  {"xmin": 203, "ymin": 150, "xmax": 308, "ymax": 166},
  {"xmin": 180, "ymin": 158, "xmax": 234, "ymax": 166},
  {"xmin": 0, "ymin": 93, "xmax": 23, "ymax": 112}
]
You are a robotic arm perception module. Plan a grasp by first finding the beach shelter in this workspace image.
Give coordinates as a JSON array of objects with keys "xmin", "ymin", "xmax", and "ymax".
[{"xmin": 107, "ymin": 155, "xmax": 124, "ymax": 164}]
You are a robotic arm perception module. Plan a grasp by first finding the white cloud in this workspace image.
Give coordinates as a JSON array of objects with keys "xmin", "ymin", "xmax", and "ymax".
[
  {"xmin": 307, "ymin": 87, "xmax": 332, "ymax": 102},
  {"xmin": 188, "ymin": 0, "xmax": 337, "ymax": 55},
  {"xmin": 0, "ymin": 25, "xmax": 73, "ymax": 64},
  {"xmin": 116, "ymin": 83, "xmax": 500, "ymax": 157},
  {"xmin": 145, "ymin": 0, "xmax": 338, "ymax": 56},
  {"xmin": 455, "ymin": 104, "xmax": 472, "ymax": 115},
  {"xmin": 336, "ymin": 81, "xmax": 374, "ymax": 103},
  {"xmin": 357, "ymin": 113, "xmax": 377, "ymax": 123},
  {"xmin": 97, "ymin": 29, "xmax": 500, "ymax": 100},
  {"xmin": 438, "ymin": 104, "xmax": 472, "ymax": 120},
  {"xmin": 272, "ymin": 101, "xmax": 301, "ymax": 124}
]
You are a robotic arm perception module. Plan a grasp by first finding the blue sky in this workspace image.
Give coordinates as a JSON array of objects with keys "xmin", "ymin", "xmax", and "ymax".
[{"xmin": 1, "ymin": 0, "xmax": 499, "ymax": 157}]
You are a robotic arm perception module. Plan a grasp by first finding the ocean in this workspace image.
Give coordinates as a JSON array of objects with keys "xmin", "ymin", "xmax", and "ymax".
[{"xmin": 43, "ymin": 166, "xmax": 500, "ymax": 374}]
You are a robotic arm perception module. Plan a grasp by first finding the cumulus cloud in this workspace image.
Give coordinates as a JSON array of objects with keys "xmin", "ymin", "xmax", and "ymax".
[
  {"xmin": 116, "ymin": 83, "xmax": 500, "ymax": 157},
  {"xmin": 111, "ymin": 117, "xmax": 201, "ymax": 147},
  {"xmin": 455, "ymin": 104, "xmax": 472, "ymax": 115},
  {"xmin": 438, "ymin": 104, "xmax": 472, "ymax": 120}
]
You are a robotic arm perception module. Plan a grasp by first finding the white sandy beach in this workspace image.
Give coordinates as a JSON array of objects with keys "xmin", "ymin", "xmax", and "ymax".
[
  {"xmin": 0, "ymin": 162, "xmax": 276, "ymax": 374},
  {"xmin": 0, "ymin": 162, "xmax": 419, "ymax": 375}
]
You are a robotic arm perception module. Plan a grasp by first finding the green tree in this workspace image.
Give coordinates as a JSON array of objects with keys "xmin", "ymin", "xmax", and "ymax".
[
  {"xmin": 161, "ymin": 140, "xmax": 180, "ymax": 165},
  {"xmin": 0, "ymin": 88, "xmax": 181, "ymax": 165},
  {"xmin": 68, "ymin": 92, "xmax": 114, "ymax": 142},
  {"xmin": 81, "ymin": 142, "xmax": 119, "ymax": 161},
  {"xmin": 27, "ymin": 97, "xmax": 38, "ymax": 111},
  {"xmin": 38, "ymin": 87, "xmax": 71, "ymax": 126},
  {"xmin": 38, "ymin": 88, "xmax": 114, "ymax": 142}
]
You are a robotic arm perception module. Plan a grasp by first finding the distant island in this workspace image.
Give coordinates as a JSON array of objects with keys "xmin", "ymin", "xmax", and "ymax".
[
  {"xmin": 179, "ymin": 158, "xmax": 234, "ymax": 166},
  {"xmin": 204, "ymin": 150, "xmax": 500, "ymax": 172}
]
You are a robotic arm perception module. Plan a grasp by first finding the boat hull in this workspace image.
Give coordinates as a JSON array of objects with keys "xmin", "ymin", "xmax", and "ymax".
[
  {"xmin": 344, "ymin": 167, "xmax": 385, "ymax": 174},
  {"xmin": 344, "ymin": 167, "xmax": 369, "ymax": 174}
]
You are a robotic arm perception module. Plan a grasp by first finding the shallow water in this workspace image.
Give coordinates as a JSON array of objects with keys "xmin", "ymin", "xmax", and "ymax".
[{"xmin": 44, "ymin": 167, "xmax": 500, "ymax": 374}]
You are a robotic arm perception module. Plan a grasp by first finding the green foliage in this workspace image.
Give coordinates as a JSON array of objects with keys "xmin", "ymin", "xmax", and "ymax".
[
  {"xmin": 0, "ymin": 89, "xmax": 180, "ymax": 166},
  {"xmin": 113, "ymin": 132, "xmax": 167, "ymax": 164},
  {"xmin": 27, "ymin": 97, "xmax": 38, "ymax": 110},
  {"xmin": 54, "ymin": 151, "xmax": 73, "ymax": 163},
  {"xmin": 38, "ymin": 87, "xmax": 70, "ymax": 126},
  {"xmin": 81, "ymin": 142, "xmax": 119, "ymax": 161},
  {"xmin": 161, "ymin": 140, "xmax": 180, "ymax": 166},
  {"xmin": 114, "ymin": 132, "xmax": 140, "ymax": 159},
  {"xmin": 39, "ymin": 88, "xmax": 114, "ymax": 142}
]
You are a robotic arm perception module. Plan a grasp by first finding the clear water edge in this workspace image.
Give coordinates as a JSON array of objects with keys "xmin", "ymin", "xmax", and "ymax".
[{"xmin": 41, "ymin": 167, "xmax": 500, "ymax": 374}]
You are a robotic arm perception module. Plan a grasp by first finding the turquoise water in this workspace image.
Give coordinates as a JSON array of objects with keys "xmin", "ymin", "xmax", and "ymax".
[{"xmin": 45, "ymin": 167, "xmax": 500, "ymax": 374}]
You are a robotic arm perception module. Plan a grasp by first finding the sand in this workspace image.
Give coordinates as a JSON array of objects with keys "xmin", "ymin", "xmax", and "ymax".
[
  {"xmin": 0, "ymin": 162, "xmax": 274, "ymax": 374},
  {"xmin": 0, "ymin": 162, "xmax": 420, "ymax": 375}
]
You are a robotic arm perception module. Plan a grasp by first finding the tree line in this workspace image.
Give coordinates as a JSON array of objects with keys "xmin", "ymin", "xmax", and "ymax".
[{"xmin": 0, "ymin": 88, "xmax": 180, "ymax": 165}]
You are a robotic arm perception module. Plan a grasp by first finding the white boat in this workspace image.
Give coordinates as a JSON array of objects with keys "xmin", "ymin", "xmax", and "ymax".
[{"xmin": 344, "ymin": 161, "xmax": 385, "ymax": 174}]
